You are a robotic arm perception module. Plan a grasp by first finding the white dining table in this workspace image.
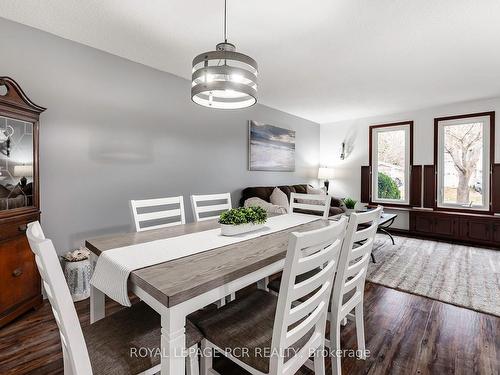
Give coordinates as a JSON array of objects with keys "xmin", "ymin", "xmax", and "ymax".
[{"xmin": 85, "ymin": 216, "xmax": 328, "ymax": 374}]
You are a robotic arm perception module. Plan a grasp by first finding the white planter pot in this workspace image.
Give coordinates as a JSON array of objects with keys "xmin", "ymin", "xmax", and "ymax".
[
  {"xmin": 63, "ymin": 259, "xmax": 93, "ymax": 302},
  {"xmin": 345, "ymin": 208, "xmax": 355, "ymax": 216},
  {"xmin": 220, "ymin": 222, "xmax": 265, "ymax": 236}
]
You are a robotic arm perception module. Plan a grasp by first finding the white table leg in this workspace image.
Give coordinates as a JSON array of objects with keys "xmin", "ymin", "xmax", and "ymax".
[
  {"xmin": 90, "ymin": 252, "xmax": 105, "ymax": 323},
  {"xmin": 257, "ymin": 276, "xmax": 269, "ymax": 291},
  {"xmin": 90, "ymin": 285, "xmax": 105, "ymax": 323},
  {"xmin": 161, "ymin": 307, "xmax": 186, "ymax": 375}
]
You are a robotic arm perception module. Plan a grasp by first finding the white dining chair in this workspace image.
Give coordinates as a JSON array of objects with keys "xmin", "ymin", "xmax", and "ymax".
[
  {"xmin": 130, "ymin": 196, "xmax": 186, "ymax": 232},
  {"xmin": 26, "ymin": 221, "xmax": 202, "ymax": 375},
  {"xmin": 191, "ymin": 217, "xmax": 348, "ymax": 375},
  {"xmin": 191, "ymin": 192, "xmax": 235, "ymax": 305},
  {"xmin": 190, "ymin": 192, "xmax": 232, "ymax": 222},
  {"xmin": 328, "ymin": 207, "xmax": 382, "ymax": 375},
  {"xmin": 289, "ymin": 192, "xmax": 332, "ymax": 219}
]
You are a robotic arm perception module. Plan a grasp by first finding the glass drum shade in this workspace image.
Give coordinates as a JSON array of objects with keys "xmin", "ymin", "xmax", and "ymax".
[{"xmin": 191, "ymin": 44, "xmax": 258, "ymax": 109}]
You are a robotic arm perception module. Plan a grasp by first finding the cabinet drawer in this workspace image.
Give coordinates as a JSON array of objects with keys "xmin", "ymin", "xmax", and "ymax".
[
  {"xmin": 461, "ymin": 220, "xmax": 492, "ymax": 242},
  {"xmin": 493, "ymin": 223, "xmax": 500, "ymax": 243},
  {"xmin": 0, "ymin": 236, "xmax": 41, "ymax": 315},
  {"xmin": 434, "ymin": 216, "xmax": 456, "ymax": 237},
  {"xmin": 0, "ymin": 214, "xmax": 38, "ymax": 242},
  {"xmin": 414, "ymin": 214, "xmax": 434, "ymax": 233}
]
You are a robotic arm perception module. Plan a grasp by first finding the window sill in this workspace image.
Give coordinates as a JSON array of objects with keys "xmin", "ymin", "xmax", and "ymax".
[{"xmin": 412, "ymin": 207, "xmax": 497, "ymax": 218}]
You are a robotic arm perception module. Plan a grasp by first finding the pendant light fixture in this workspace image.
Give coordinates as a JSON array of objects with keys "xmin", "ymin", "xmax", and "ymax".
[{"xmin": 191, "ymin": 0, "xmax": 258, "ymax": 109}]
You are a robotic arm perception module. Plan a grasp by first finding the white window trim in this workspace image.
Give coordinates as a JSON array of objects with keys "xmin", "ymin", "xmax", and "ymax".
[
  {"xmin": 371, "ymin": 124, "xmax": 411, "ymax": 205},
  {"xmin": 436, "ymin": 115, "xmax": 491, "ymax": 211}
]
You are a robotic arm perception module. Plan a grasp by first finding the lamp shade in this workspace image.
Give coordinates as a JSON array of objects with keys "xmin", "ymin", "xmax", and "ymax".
[
  {"xmin": 191, "ymin": 42, "xmax": 258, "ymax": 109},
  {"xmin": 13, "ymin": 165, "xmax": 33, "ymax": 177},
  {"xmin": 318, "ymin": 167, "xmax": 334, "ymax": 179}
]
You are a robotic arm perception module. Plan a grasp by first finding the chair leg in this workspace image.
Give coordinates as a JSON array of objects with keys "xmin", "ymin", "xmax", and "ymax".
[
  {"xmin": 186, "ymin": 345, "xmax": 199, "ymax": 375},
  {"xmin": 62, "ymin": 344, "xmax": 73, "ymax": 375},
  {"xmin": 330, "ymin": 318, "xmax": 342, "ymax": 375},
  {"xmin": 226, "ymin": 292, "xmax": 236, "ymax": 303},
  {"xmin": 215, "ymin": 298, "xmax": 226, "ymax": 308},
  {"xmin": 355, "ymin": 302, "xmax": 366, "ymax": 359},
  {"xmin": 200, "ymin": 339, "xmax": 213, "ymax": 375},
  {"xmin": 314, "ymin": 345, "xmax": 326, "ymax": 375}
]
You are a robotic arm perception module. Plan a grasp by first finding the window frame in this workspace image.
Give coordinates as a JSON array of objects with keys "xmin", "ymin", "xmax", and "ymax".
[
  {"xmin": 369, "ymin": 121, "xmax": 414, "ymax": 207},
  {"xmin": 434, "ymin": 112, "xmax": 495, "ymax": 214}
]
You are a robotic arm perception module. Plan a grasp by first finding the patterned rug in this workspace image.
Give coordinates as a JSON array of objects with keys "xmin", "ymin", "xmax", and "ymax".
[{"xmin": 366, "ymin": 234, "xmax": 500, "ymax": 317}]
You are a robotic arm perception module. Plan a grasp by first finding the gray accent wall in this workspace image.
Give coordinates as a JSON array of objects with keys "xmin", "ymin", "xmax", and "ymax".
[{"xmin": 0, "ymin": 18, "xmax": 320, "ymax": 253}]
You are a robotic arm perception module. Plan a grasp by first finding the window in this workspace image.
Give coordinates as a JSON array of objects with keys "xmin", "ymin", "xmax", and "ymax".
[
  {"xmin": 436, "ymin": 112, "xmax": 493, "ymax": 211},
  {"xmin": 370, "ymin": 122, "xmax": 413, "ymax": 205}
]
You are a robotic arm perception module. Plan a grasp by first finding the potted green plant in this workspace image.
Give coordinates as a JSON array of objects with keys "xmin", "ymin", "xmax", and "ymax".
[
  {"xmin": 342, "ymin": 197, "xmax": 357, "ymax": 215},
  {"xmin": 219, "ymin": 206, "xmax": 268, "ymax": 236}
]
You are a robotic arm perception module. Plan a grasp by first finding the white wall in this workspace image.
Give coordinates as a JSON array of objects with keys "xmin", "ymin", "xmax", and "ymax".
[{"xmin": 320, "ymin": 96, "xmax": 500, "ymax": 229}]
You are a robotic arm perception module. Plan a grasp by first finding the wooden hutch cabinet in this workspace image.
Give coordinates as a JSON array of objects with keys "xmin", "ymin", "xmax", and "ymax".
[{"xmin": 0, "ymin": 77, "xmax": 45, "ymax": 327}]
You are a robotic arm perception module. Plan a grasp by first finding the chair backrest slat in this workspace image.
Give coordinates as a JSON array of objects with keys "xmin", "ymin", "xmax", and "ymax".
[
  {"xmin": 331, "ymin": 207, "xmax": 382, "ymax": 320},
  {"xmin": 130, "ymin": 196, "xmax": 185, "ymax": 232},
  {"xmin": 349, "ymin": 240, "xmax": 374, "ymax": 260},
  {"xmin": 287, "ymin": 283, "xmax": 328, "ymax": 326},
  {"xmin": 190, "ymin": 192, "xmax": 231, "ymax": 222},
  {"xmin": 269, "ymin": 217, "xmax": 348, "ymax": 375},
  {"xmin": 289, "ymin": 193, "xmax": 331, "ymax": 219},
  {"xmin": 27, "ymin": 221, "xmax": 93, "ymax": 375},
  {"xmin": 291, "ymin": 265, "xmax": 336, "ymax": 301}
]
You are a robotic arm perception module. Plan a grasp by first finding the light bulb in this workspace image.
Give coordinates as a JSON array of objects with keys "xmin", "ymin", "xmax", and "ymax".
[{"xmin": 231, "ymin": 74, "xmax": 243, "ymax": 83}]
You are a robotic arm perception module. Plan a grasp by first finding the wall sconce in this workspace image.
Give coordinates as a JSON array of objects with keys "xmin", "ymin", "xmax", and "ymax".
[{"xmin": 340, "ymin": 142, "xmax": 346, "ymax": 160}]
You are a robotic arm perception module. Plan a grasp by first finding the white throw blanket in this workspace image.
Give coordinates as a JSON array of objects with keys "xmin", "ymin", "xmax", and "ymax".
[{"xmin": 91, "ymin": 213, "xmax": 319, "ymax": 306}]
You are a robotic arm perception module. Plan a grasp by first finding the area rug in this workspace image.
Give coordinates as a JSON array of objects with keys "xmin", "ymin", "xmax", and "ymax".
[{"xmin": 366, "ymin": 235, "xmax": 500, "ymax": 317}]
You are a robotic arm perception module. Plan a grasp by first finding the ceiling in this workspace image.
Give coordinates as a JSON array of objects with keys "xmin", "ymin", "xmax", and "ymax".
[{"xmin": 1, "ymin": 0, "xmax": 500, "ymax": 124}]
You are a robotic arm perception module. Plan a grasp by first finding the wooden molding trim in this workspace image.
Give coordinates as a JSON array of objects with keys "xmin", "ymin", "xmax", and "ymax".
[
  {"xmin": 361, "ymin": 166, "xmax": 370, "ymax": 203},
  {"xmin": 423, "ymin": 165, "xmax": 436, "ymax": 208},
  {"xmin": 433, "ymin": 111, "xmax": 495, "ymax": 214},
  {"xmin": 410, "ymin": 165, "xmax": 422, "ymax": 207},
  {"xmin": 492, "ymin": 164, "xmax": 500, "ymax": 213},
  {"xmin": 368, "ymin": 121, "xmax": 414, "ymax": 208}
]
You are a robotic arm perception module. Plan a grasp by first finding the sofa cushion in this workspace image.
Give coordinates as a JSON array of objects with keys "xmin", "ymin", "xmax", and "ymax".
[
  {"xmin": 329, "ymin": 206, "xmax": 344, "ymax": 216},
  {"xmin": 240, "ymin": 184, "xmax": 345, "ymax": 215},
  {"xmin": 240, "ymin": 186, "xmax": 275, "ymax": 206},
  {"xmin": 292, "ymin": 184, "xmax": 308, "ymax": 194}
]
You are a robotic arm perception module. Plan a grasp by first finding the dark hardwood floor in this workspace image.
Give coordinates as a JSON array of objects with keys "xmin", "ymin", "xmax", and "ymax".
[{"xmin": 0, "ymin": 283, "xmax": 498, "ymax": 375}]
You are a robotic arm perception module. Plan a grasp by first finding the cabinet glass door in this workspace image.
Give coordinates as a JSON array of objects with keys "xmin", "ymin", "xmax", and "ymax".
[{"xmin": 0, "ymin": 116, "xmax": 34, "ymax": 211}]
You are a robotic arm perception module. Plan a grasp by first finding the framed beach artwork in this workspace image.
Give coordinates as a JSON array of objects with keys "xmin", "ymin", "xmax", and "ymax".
[{"xmin": 248, "ymin": 121, "xmax": 295, "ymax": 171}]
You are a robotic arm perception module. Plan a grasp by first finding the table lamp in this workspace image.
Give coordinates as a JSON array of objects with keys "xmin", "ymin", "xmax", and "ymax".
[
  {"xmin": 318, "ymin": 167, "xmax": 334, "ymax": 193},
  {"xmin": 13, "ymin": 165, "xmax": 33, "ymax": 187}
]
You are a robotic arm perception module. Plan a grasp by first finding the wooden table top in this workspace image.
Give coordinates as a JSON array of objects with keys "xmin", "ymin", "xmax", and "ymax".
[{"xmin": 86, "ymin": 217, "xmax": 329, "ymax": 307}]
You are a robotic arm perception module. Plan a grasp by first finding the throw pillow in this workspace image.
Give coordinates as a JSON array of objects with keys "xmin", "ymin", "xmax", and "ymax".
[
  {"xmin": 307, "ymin": 185, "xmax": 327, "ymax": 195},
  {"xmin": 295, "ymin": 185, "xmax": 327, "ymax": 205},
  {"xmin": 244, "ymin": 197, "xmax": 287, "ymax": 214},
  {"xmin": 270, "ymin": 187, "xmax": 290, "ymax": 213}
]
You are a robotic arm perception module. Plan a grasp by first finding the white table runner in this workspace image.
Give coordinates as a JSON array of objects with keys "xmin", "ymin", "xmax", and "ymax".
[{"xmin": 91, "ymin": 214, "xmax": 319, "ymax": 306}]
